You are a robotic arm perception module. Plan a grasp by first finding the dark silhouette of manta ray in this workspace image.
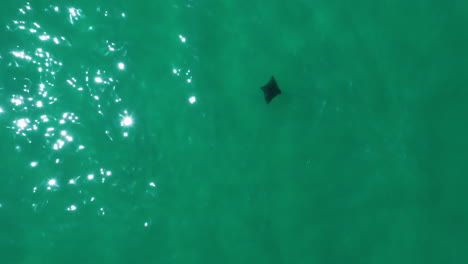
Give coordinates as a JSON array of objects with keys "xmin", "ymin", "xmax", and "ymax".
[{"xmin": 261, "ymin": 76, "xmax": 281, "ymax": 104}]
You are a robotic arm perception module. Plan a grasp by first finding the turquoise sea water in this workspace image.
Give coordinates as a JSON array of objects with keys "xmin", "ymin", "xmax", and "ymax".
[{"xmin": 1, "ymin": 0, "xmax": 468, "ymax": 263}]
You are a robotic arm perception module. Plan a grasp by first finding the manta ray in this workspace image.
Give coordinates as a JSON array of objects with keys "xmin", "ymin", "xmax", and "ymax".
[{"xmin": 260, "ymin": 76, "xmax": 281, "ymax": 104}]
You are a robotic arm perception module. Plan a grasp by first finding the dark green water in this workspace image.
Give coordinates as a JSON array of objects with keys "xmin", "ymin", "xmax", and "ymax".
[{"xmin": 1, "ymin": 0, "xmax": 468, "ymax": 263}]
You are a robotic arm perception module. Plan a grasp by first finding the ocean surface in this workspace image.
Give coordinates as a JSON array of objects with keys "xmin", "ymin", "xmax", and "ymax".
[{"xmin": 1, "ymin": 0, "xmax": 468, "ymax": 263}]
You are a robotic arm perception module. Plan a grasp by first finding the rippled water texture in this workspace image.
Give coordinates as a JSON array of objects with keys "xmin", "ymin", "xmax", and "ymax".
[
  {"xmin": 0, "ymin": 2, "xmax": 170, "ymax": 262},
  {"xmin": 2, "ymin": 0, "xmax": 468, "ymax": 263}
]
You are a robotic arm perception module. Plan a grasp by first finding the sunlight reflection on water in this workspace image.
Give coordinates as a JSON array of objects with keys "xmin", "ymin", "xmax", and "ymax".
[{"xmin": 0, "ymin": 2, "xmax": 158, "ymax": 218}]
